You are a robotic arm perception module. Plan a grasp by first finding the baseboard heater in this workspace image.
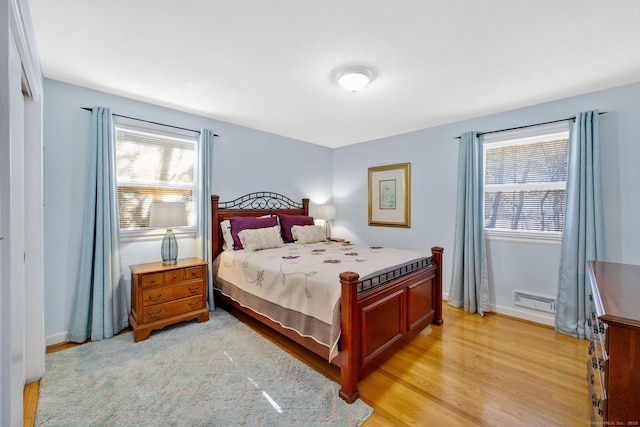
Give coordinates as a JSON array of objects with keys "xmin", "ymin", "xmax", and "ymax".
[{"xmin": 513, "ymin": 291, "xmax": 556, "ymax": 313}]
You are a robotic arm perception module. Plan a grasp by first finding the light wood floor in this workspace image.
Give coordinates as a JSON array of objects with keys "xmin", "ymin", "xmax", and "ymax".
[{"xmin": 24, "ymin": 305, "xmax": 589, "ymax": 426}]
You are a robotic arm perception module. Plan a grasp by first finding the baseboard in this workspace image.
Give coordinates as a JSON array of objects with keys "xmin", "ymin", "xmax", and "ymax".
[
  {"xmin": 489, "ymin": 304, "xmax": 555, "ymax": 327},
  {"xmin": 46, "ymin": 331, "xmax": 68, "ymax": 347},
  {"xmin": 443, "ymin": 292, "xmax": 555, "ymax": 327}
]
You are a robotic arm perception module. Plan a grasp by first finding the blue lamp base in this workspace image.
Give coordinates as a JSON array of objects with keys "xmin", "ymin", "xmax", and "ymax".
[{"xmin": 161, "ymin": 228, "xmax": 178, "ymax": 265}]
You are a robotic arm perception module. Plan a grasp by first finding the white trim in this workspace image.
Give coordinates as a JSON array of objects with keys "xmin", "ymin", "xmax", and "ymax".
[
  {"xmin": 45, "ymin": 332, "xmax": 69, "ymax": 347},
  {"xmin": 120, "ymin": 226, "xmax": 196, "ymax": 243},
  {"xmin": 9, "ymin": 0, "xmax": 43, "ymax": 99},
  {"xmin": 443, "ymin": 292, "xmax": 555, "ymax": 327},
  {"xmin": 489, "ymin": 303, "xmax": 555, "ymax": 327},
  {"xmin": 485, "ymin": 229, "xmax": 562, "ymax": 244},
  {"xmin": 484, "ymin": 182, "xmax": 566, "ymax": 192}
]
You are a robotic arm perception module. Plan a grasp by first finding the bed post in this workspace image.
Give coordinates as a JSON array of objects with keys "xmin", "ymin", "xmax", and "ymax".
[
  {"xmin": 302, "ymin": 198, "xmax": 309, "ymax": 216},
  {"xmin": 431, "ymin": 246, "xmax": 444, "ymax": 326},
  {"xmin": 339, "ymin": 271, "xmax": 360, "ymax": 403},
  {"xmin": 211, "ymin": 195, "xmax": 220, "ymax": 255}
]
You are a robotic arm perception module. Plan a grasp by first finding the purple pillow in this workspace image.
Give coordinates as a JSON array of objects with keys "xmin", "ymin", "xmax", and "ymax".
[
  {"xmin": 278, "ymin": 213, "xmax": 314, "ymax": 243},
  {"xmin": 230, "ymin": 216, "xmax": 278, "ymax": 250}
]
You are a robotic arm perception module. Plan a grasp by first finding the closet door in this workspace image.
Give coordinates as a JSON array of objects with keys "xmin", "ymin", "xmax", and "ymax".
[{"xmin": 0, "ymin": 29, "xmax": 26, "ymax": 427}]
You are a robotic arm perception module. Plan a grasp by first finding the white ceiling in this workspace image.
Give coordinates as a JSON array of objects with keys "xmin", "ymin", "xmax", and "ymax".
[{"xmin": 28, "ymin": 0, "xmax": 640, "ymax": 148}]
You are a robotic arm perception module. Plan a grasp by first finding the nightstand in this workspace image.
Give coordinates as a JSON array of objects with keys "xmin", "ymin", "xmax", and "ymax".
[{"xmin": 129, "ymin": 257, "xmax": 209, "ymax": 342}]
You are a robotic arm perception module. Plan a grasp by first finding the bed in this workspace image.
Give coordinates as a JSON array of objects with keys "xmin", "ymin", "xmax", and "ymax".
[{"xmin": 211, "ymin": 192, "xmax": 443, "ymax": 403}]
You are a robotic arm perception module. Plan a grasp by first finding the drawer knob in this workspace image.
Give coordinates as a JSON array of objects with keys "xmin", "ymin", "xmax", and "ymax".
[
  {"xmin": 173, "ymin": 274, "xmax": 177, "ymax": 279},
  {"xmin": 188, "ymin": 285, "xmax": 200, "ymax": 293},
  {"xmin": 192, "ymin": 271, "xmax": 197, "ymax": 276},
  {"xmin": 148, "ymin": 293, "xmax": 163, "ymax": 301},
  {"xmin": 188, "ymin": 300, "xmax": 201, "ymax": 307},
  {"xmin": 147, "ymin": 309, "xmax": 162, "ymax": 318}
]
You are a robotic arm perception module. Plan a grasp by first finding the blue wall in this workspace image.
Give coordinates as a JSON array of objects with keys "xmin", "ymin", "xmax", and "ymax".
[
  {"xmin": 43, "ymin": 78, "xmax": 640, "ymax": 342},
  {"xmin": 42, "ymin": 78, "xmax": 333, "ymax": 344},
  {"xmin": 334, "ymin": 81, "xmax": 640, "ymax": 324}
]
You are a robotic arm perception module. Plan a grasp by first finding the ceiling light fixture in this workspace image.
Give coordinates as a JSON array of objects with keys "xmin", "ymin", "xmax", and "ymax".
[{"xmin": 333, "ymin": 65, "xmax": 374, "ymax": 93}]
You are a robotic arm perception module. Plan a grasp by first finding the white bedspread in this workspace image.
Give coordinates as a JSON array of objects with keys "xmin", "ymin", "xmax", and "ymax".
[{"xmin": 214, "ymin": 241, "xmax": 428, "ymax": 360}]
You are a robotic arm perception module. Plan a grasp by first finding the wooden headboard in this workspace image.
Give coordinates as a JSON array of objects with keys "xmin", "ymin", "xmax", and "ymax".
[{"xmin": 211, "ymin": 192, "xmax": 310, "ymax": 256}]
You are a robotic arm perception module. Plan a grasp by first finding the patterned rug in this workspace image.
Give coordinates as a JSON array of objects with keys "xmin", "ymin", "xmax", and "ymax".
[{"xmin": 35, "ymin": 309, "xmax": 372, "ymax": 426}]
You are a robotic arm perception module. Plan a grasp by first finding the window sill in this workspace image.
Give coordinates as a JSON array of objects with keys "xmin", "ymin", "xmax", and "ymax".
[
  {"xmin": 120, "ymin": 227, "xmax": 197, "ymax": 243},
  {"xmin": 485, "ymin": 229, "xmax": 562, "ymax": 244}
]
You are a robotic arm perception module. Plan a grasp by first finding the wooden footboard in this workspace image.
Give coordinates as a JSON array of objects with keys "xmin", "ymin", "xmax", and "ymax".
[
  {"xmin": 211, "ymin": 194, "xmax": 443, "ymax": 403},
  {"xmin": 338, "ymin": 246, "xmax": 443, "ymax": 402}
]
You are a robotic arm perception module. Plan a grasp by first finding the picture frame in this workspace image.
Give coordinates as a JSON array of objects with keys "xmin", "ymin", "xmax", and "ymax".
[{"xmin": 368, "ymin": 162, "xmax": 411, "ymax": 227}]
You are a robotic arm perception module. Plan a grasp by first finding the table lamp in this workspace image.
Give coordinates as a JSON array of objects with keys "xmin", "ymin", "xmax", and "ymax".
[
  {"xmin": 317, "ymin": 204, "xmax": 336, "ymax": 239},
  {"xmin": 149, "ymin": 201, "xmax": 188, "ymax": 265}
]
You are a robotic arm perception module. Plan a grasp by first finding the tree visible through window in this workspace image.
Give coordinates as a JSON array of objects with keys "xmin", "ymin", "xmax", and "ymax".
[
  {"xmin": 483, "ymin": 122, "xmax": 569, "ymax": 235},
  {"xmin": 115, "ymin": 118, "xmax": 198, "ymax": 230}
]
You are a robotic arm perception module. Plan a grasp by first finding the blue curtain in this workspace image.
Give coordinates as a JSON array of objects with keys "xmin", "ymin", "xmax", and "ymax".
[
  {"xmin": 449, "ymin": 131, "xmax": 490, "ymax": 315},
  {"xmin": 555, "ymin": 110, "xmax": 605, "ymax": 338},
  {"xmin": 68, "ymin": 107, "xmax": 128, "ymax": 343},
  {"xmin": 197, "ymin": 129, "xmax": 215, "ymax": 309}
]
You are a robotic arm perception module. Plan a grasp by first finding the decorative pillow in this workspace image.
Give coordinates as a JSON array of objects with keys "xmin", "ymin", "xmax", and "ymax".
[
  {"xmin": 220, "ymin": 220, "xmax": 234, "ymax": 251},
  {"xmin": 278, "ymin": 213, "xmax": 314, "ymax": 243},
  {"xmin": 230, "ymin": 215, "xmax": 278, "ymax": 250},
  {"xmin": 291, "ymin": 225, "xmax": 327, "ymax": 244},
  {"xmin": 238, "ymin": 225, "xmax": 284, "ymax": 252}
]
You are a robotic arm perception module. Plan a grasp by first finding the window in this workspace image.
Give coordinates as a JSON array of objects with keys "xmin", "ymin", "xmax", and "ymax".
[
  {"xmin": 483, "ymin": 121, "xmax": 569, "ymax": 239},
  {"xmin": 115, "ymin": 117, "xmax": 198, "ymax": 232}
]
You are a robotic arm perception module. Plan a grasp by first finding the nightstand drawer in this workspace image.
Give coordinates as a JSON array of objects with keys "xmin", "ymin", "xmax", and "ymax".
[
  {"xmin": 164, "ymin": 269, "xmax": 185, "ymax": 284},
  {"xmin": 142, "ymin": 281, "xmax": 205, "ymax": 307},
  {"xmin": 186, "ymin": 266, "xmax": 204, "ymax": 280},
  {"xmin": 141, "ymin": 273, "xmax": 163, "ymax": 288},
  {"xmin": 141, "ymin": 295, "xmax": 205, "ymax": 323}
]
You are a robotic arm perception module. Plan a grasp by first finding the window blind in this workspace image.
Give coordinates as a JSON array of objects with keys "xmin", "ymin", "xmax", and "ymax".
[{"xmin": 115, "ymin": 125, "xmax": 197, "ymax": 230}]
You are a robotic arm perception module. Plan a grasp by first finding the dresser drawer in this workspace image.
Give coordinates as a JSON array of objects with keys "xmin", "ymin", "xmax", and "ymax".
[
  {"xmin": 164, "ymin": 269, "xmax": 186, "ymax": 285},
  {"xmin": 587, "ymin": 360, "xmax": 606, "ymax": 425},
  {"xmin": 186, "ymin": 266, "xmax": 204, "ymax": 280},
  {"xmin": 587, "ymin": 261, "xmax": 640, "ymax": 424},
  {"xmin": 141, "ymin": 273, "xmax": 163, "ymax": 288},
  {"xmin": 141, "ymin": 295, "xmax": 205, "ymax": 323},
  {"xmin": 142, "ymin": 281, "xmax": 205, "ymax": 307}
]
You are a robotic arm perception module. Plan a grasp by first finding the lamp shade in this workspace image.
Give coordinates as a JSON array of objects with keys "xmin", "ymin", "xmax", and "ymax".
[
  {"xmin": 149, "ymin": 202, "xmax": 188, "ymax": 228},
  {"xmin": 317, "ymin": 204, "xmax": 336, "ymax": 220}
]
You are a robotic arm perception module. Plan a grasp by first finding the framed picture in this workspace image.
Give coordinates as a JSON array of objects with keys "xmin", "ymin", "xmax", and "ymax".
[{"xmin": 368, "ymin": 162, "xmax": 411, "ymax": 227}]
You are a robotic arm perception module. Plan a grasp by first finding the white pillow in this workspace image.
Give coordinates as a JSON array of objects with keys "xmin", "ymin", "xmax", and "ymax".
[
  {"xmin": 238, "ymin": 225, "xmax": 284, "ymax": 252},
  {"xmin": 220, "ymin": 220, "xmax": 234, "ymax": 251},
  {"xmin": 291, "ymin": 225, "xmax": 326, "ymax": 244}
]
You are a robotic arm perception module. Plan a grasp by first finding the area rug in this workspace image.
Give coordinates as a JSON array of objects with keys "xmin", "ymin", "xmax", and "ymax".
[{"xmin": 35, "ymin": 309, "xmax": 373, "ymax": 426}]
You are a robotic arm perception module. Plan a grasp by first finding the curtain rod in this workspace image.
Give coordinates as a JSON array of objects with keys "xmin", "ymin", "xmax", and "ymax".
[
  {"xmin": 454, "ymin": 111, "xmax": 608, "ymax": 140},
  {"xmin": 81, "ymin": 107, "xmax": 219, "ymax": 136}
]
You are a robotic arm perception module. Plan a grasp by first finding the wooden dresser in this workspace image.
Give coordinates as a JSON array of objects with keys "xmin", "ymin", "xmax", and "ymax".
[
  {"xmin": 129, "ymin": 257, "xmax": 209, "ymax": 342},
  {"xmin": 587, "ymin": 261, "xmax": 640, "ymax": 425}
]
